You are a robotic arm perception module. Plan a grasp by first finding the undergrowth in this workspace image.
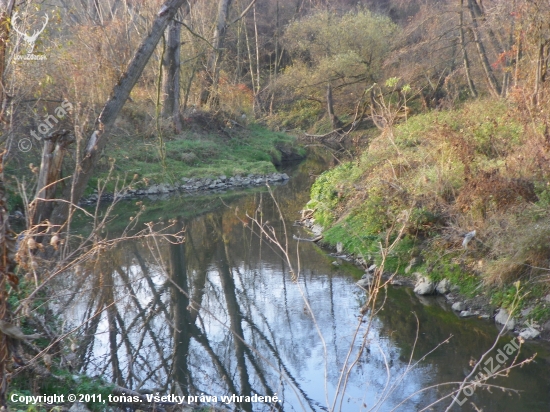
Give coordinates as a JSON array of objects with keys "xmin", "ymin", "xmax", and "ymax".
[{"xmin": 307, "ymin": 98, "xmax": 550, "ymax": 315}]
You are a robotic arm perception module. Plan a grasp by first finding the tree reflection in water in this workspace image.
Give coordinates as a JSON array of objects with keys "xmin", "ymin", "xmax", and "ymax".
[{"xmin": 57, "ymin": 162, "xmax": 550, "ymax": 412}]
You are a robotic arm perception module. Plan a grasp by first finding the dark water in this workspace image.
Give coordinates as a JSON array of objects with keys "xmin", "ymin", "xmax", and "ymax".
[{"xmin": 59, "ymin": 154, "xmax": 550, "ymax": 411}]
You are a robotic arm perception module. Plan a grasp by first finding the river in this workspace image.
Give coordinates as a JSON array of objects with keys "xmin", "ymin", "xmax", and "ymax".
[{"xmin": 58, "ymin": 152, "xmax": 550, "ymax": 411}]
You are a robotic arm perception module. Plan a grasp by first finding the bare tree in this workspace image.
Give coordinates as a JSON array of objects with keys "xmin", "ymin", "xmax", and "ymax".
[
  {"xmin": 459, "ymin": 0, "xmax": 477, "ymax": 97},
  {"xmin": 161, "ymin": 14, "xmax": 183, "ymax": 133},
  {"xmin": 199, "ymin": 0, "xmax": 233, "ymax": 107},
  {"xmin": 467, "ymin": 0, "xmax": 501, "ymax": 96}
]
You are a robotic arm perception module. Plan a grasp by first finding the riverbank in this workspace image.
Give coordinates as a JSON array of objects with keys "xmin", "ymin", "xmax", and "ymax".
[
  {"xmin": 303, "ymin": 98, "xmax": 550, "ymax": 341},
  {"xmin": 87, "ymin": 114, "xmax": 305, "ymax": 196},
  {"xmin": 6, "ymin": 111, "xmax": 305, "ymax": 212}
]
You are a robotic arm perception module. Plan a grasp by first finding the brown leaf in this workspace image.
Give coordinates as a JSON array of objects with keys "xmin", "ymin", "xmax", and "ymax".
[{"xmin": 7, "ymin": 273, "xmax": 19, "ymax": 286}]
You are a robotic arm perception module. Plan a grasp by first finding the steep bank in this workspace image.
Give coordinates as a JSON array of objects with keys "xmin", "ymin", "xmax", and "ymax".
[{"xmin": 305, "ymin": 98, "xmax": 550, "ymax": 339}]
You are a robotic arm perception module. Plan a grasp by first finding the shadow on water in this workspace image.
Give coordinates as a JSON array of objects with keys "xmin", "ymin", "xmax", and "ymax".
[{"xmin": 58, "ymin": 152, "xmax": 550, "ymax": 411}]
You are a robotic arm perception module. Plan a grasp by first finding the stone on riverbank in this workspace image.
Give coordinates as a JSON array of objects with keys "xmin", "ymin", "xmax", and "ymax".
[
  {"xmin": 519, "ymin": 326, "xmax": 541, "ymax": 340},
  {"xmin": 436, "ymin": 279, "xmax": 451, "ymax": 294},
  {"xmin": 413, "ymin": 274, "xmax": 435, "ymax": 295},
  {"xmin": 495, "ymin": 308, "xmax": 515, "ymax": 331},
  {"xmin": 80, "ymin": 172, "xmax": 291, "ymax": 205},
  {"xmin": 452, "ymin": 301, "xmax": 466, "ymax": 312}
]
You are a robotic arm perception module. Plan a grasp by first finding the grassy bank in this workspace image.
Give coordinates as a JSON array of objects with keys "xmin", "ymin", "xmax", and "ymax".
[
  {"xmin": 306, "ymin": 98, "xmax": 550, "ymax": 322},
  {"xmin": 5, "ymin": 107, "xmax": 304, "ymax": 210},
  {"xmin": 88, "ymin": 119, "xmax": 304, "ymax": 194}
]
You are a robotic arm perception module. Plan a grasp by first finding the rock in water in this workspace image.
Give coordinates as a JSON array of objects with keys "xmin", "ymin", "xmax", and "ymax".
[
  {"xmin": 519, "ymin": 327, "xmax": 540, "ymax": 340},
  {"xmin": 495, "ymin": 308, "xmax": 515, "ymax": 331},
  {"xmin": 357, "ymin": 274, "xmax": 373, "ymax": 288},
  {"xmin": 460, "ymin": 311, "xmax": 474, "ymax": 318},
  {"xmin": 69, "ymin": 403, "xmax": 91, "ymax": 412}
]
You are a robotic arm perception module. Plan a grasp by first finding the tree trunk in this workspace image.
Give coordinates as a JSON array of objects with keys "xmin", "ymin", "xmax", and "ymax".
[
  {"xmin": 0, "ymin": 154, "xmax": 17, "ymax": 410},
  {"xmin": 467, "ymin": 0, "xmax": 500, "ymax": 96},
  {"xmin": 200, "ymin": 0, "xmax": 233, "ymax": 107},
  {"xmin": 0, "ymin": 0, "xmax": 15, "ymax": 125},
  {"xmin": 162, "ymin": 16, "xmax": 182, "ymax": 133},
  {"xmin": 468, "ymin": 0, "xmax": 504, "ymax": 57},
  {"xmin": 459, "ymin": 0, "xmax": 477, "ymax": 98},
  {"xmin": 50, "ymin": 0, "xmax": 193, "ymax": 228},
  {"xmin": 501, "ymin": 8, "xmax": 515, "ymax": 98},
  {"xmin": 533, "ymin": 42, "xmax": 546, "ymax": 106},
  {"xmin": 326, "ymin": 82, "xmax": 341, "ymax": 129},
  {"xmin": 31, "ymin": 130, "xmax": 74, "ymax": 229}
]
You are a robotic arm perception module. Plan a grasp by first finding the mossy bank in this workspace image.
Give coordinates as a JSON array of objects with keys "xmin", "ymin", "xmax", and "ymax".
[{"xmin": 305, "ymin": 98, "xmax": 550, "ymax": 338}]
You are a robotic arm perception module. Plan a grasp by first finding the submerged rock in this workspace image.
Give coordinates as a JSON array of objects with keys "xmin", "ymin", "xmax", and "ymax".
[{"xmin": 357, "ymin": 274, "xmax": 373, "ymax": 288}]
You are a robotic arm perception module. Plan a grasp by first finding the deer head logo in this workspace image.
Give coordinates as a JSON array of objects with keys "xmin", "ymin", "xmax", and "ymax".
[{"xmin": 12, "ymin": 12, "xmax": 49, "ymax": 55}]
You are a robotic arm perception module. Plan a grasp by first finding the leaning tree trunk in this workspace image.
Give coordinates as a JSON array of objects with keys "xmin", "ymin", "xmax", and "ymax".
[
  {"xmin": 161, "ymin": 16, "xmax": 182, "ymax": 133},
  {"xmin": 50, "ymin": 0, "xmax": 193, "ymax": 228},
  {"xmin": 200, "ymin": 0, "xmax": 233, "ymax": 107}
]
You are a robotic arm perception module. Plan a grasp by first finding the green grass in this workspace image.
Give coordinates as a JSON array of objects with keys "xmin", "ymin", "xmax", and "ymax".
[{"xmin": 90, "ymin": 123, "xmax": 304, "ymax": 194}]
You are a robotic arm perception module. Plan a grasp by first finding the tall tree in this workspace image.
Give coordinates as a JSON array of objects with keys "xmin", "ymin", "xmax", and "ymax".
[
  {"xmin": 199, "ymin": 0, "xmax": 233, "ymax": 107},
  {"xmin": 0, "ymin": 0, "xmax": 15, "ymax": 125},
  {"xmin": 467, "ymin": 0, "xmax": 500, "ymax": 96},
  {"xmin": 161, "ymin": 14, "xmax": 183, "ymax": 133},
  {"xmin": 459, "ymin": 0, "xmax": 477, "ymax": 98}
]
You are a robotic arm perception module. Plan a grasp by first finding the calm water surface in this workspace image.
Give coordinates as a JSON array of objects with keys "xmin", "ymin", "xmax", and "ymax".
[{"xmin": 59, "ymin": 157, "xmax": 550, "ymax": 411}]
